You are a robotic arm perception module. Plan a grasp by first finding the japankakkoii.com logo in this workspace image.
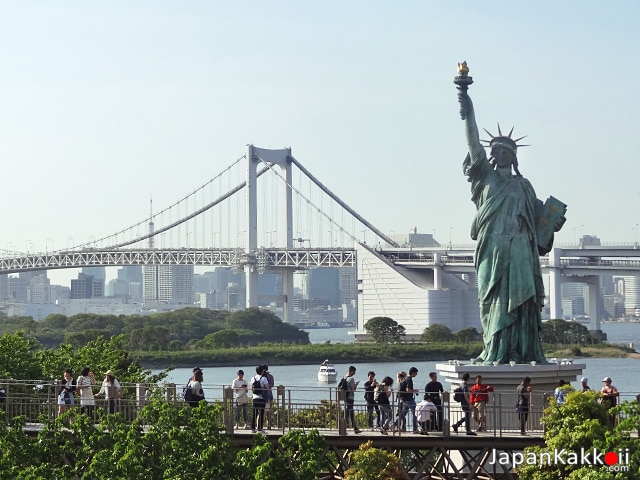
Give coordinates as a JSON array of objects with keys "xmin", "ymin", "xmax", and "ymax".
[{"xmin": 490, "ymin": 447, "xmax": 630, "ymax": 472}]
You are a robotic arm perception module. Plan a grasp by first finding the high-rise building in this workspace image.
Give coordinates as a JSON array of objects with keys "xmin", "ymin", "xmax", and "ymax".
[
  {"xmin": 29, "ymin": 274, "xmax": 50, "ymax": 304},
  {"xmin": 0, "ymin": 274, "xmax": 8, "ymax": 302},
  {"xmin": 622, "ymin": 275, "xmax": 640, "ymax": 316},
  {"xmin": 307, "ymin": 268, "xmax": 340, "ymax": 307},
  {"xmin": 70, "ymin": 273, "xmax": 104, "ymax": 299},
  {"xmin": 339, "ymin": 267, "xmax": 357, "ymax": 307},
  {"xmin": 82, "ymin": 266, "xmax": 106, "ymax": 281},
  {"xmin": 143, "ymin": 264, "xmax": 193, "ymax": 304},
  {"xmin": 7, "ymin": 276, "xmax": 29, "ymax": 303}
]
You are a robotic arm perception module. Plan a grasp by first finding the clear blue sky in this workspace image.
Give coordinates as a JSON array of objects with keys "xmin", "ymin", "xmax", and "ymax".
[{"xmin": 1, "ymin": 1, "xmax": 639, "ymax": 283}]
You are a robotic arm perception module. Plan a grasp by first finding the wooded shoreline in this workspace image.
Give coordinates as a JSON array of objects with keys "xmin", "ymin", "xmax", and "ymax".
[{"xmin": 135, "ymin": 342, "xmax": 635, "ymax": 369}]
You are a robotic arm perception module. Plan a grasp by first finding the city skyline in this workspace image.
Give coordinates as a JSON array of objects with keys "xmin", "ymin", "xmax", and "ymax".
[{"xmin": 2, "ymin": 2, "xmax": 640, "ymax": 287}]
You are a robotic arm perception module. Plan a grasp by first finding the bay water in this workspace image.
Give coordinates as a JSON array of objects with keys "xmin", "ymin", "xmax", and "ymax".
[{"xmin": 153, "ymin": 322, "xmax": 640, "ymax": 403}]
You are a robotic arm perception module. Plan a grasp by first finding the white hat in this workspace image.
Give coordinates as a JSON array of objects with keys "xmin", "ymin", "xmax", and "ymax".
[
  {"xmin": 601, "ymin": 377, "xmax": 612, "ymax": 383},
  {"xmin": 580, "ymin": 377, "xmax": 588, "ymax": 383}
]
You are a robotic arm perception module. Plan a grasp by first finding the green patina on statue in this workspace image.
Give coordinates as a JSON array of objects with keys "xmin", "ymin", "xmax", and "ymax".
[{"xmin": 454, "ymin": 62, "xmax": 567, "ymax": 365}]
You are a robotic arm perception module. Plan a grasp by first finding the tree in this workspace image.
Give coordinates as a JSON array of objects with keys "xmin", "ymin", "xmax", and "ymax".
[
  {"xmin": 343, "ymin": 440, "xmax": 405, "ymax": 480},
  {"xmin": 364, "ymin": 317, "xmax": 406, "ymax": 343},
  {"xmin": 517, "ymin": 391, "xmax": 640, "ymax": 479},
  {"xmin": 236, "ymin": 429, "xmax": 328, "ymax": 480},
  {"xmin": 0, "ymin": 399, "xmax": 329, "ymax": 480},
  {"xmin": 203, "ymin": 329, "xmax": 240, "ymax": 348},
  {"xmin": 454, "ymin": 327, "xmax": 481, "ymax": 344},
  {"xmin": 0, "ymin": 332, "xmax": 43, "ymax": 380},
  {"xmin": 541, "ymin": 319, "xmax": 592, "ymax": 345},
  {"xmin": 421, "ymin": 324, "xmax": 453, "ymax": 343}
]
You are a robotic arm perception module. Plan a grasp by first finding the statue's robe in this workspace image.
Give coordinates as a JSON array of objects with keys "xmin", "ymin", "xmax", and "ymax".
[{"xmin": 464, "ymin": 152, "xmax": 551, "ymax": 364}]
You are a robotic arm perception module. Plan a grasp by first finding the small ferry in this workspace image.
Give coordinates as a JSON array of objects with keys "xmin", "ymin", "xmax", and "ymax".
[{"xmin": 318, "ymin": 359, "xmax": 338, "ymax": 383}]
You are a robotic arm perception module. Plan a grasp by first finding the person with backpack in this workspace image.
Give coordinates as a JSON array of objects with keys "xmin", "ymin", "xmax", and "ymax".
[
  {"xmin": 250, "ymin": 365, "xmax": 269, "ymax": 433},
  {"xmin": 185, "ymin": 368, "xmax": 205, "ymax": 407},
  {"xmin": 393, "ymin": 367, "xmax": 420, "ymax": 433},
  {"xmin": 339, "ymin": 365, "xmax": 361, "ymax": 434},
  {"xmin": 452, "ymin": 373, "xmax": 476, "ymax": 435},
  {"xmin": 375, "ymin": 376, "xmax": 394, "ymax": 434},
  {"xmin": 261, "ymin": 365, "xmax": 275, "ymax": 429},
  {"xmin": 363, "ymin": 371, "xmax": 380, "ymax": 431}
]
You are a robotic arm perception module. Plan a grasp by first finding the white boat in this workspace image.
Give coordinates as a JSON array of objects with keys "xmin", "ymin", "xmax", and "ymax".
[{"xmin": 318, "ymin": 360, "xmax": 338, "ymax": 383}]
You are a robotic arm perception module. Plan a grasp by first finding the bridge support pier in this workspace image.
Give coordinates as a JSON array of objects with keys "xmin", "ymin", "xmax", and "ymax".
[
  {"xmin": 245, "ymin": 145, "xmax": 295, "ymax": 323},
  {"xmin": 548, "ymin": 247, "xmax": 563, "ymax": 320}
]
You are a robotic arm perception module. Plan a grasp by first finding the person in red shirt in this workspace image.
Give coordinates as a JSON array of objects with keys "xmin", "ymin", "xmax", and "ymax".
[{"xmin": 470, "ymin": 374, "xmax": 493, "ymax": 432}]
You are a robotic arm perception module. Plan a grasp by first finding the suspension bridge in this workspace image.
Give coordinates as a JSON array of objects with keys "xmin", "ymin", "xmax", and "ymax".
[{"xmin": 2, "ymin": 145, "xmax": 640, "ymax": 329}]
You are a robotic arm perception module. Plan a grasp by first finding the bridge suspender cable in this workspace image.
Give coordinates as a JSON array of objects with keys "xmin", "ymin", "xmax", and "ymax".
[
  {"xmin": 106, "ymin": 165, "xmax": 272, "ymax": 249},
  {"xmin": 287, "ymin": 155, "xmax": 400, "ymax": 248}
]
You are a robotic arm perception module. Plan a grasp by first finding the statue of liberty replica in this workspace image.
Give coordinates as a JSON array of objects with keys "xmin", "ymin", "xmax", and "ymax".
[{"xmin": 455, "ymin": 62, "xmax": 567, "ymax": 365}]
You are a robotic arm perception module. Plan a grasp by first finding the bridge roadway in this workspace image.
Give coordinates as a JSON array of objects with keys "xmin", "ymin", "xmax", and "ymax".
[{"xmin": 2, "ymin": 244, "xmax": 640, "ymax": 275}]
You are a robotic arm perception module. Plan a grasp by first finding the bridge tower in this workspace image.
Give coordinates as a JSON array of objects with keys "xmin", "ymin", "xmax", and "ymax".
[{"xmin": 245, "ymin": 145, "xmax": 295, "ymax": 323}]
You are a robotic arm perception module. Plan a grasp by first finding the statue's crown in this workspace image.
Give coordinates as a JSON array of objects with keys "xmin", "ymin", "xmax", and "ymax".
[{"xmin": 481, "ymin": 124, "xmax": 528, "ymax": 154}]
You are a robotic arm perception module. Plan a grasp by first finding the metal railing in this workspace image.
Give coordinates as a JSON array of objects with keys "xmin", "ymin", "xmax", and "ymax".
[{"xmin": 1, "ymin": 380, "xmax": 637, "ymax": 438}]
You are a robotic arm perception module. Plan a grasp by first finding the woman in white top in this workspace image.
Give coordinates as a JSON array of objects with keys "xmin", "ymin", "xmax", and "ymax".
[
  {"xmin": 76, "ymin": 367, "xmax": 96, "ymax": 417},
  {"xmin": 95, "ymin": 370, "xmax": 122, "ymax": 414},
  {"xmin": 233, "ymin": 370, "xmax": 249, "ymax": 428},
  {"xmin": 57, "ymin": 369, "xmax": 76, "ymax": 417},
  {"xmin": 187, "ymin": 369, "xmax": 205, "ymax": 407}
]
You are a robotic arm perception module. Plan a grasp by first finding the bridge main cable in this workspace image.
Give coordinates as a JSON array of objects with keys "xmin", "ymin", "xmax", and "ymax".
[
  {"xmin": 107, "ymin": 165, "xmax": 272, "ymax": 249},
  {"xmin": 288, "ymin": 155, "xmax": 400, "ymax": 248}
]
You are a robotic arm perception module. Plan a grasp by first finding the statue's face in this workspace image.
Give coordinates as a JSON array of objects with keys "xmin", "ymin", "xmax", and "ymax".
[{"xmin": 491, "ymin": 146, "xmax": 516, "ymax": 169}]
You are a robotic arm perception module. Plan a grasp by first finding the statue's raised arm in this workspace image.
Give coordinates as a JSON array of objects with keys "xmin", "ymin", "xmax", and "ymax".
[{"xmin": 454, "ymin": 62, "xmax": 484, "ymax": 162}]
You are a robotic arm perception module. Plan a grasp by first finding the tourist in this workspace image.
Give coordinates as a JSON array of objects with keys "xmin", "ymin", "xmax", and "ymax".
[
  {"xmin": 452, "ymin": 373, "xmax": 475, "ymax": 435},
  {"xmin": 76, "ymin": 367, "xmax": 96, "ymax": 418},
  {"xmin": 554, "ymin": 379, "xmax": 569, "ymax": 405},
  {"xmin": 57, "ymin": 369, "xmax": 76, "ymax": 417},
  {"xmin": 394, "ymin": 367, "xmax": 419, "ymax": 433},
  {"xmin": 376, "ymin": 376, "xmax": 393, "ymax": 434},
  {"xmin": 341, "ymin": 365, "xmax": 361, "ymax": 434},
  {"xmin": 425, "ymin": 371, "xmax": 444, "ymax": 431},
  {"xmin": 470, "ymin": 374, "xmax": 493, "ymax": 432},
  {"xmin": 393, "ymin": 371, "xmax": 407, "ymax": 430},
  {"xmin": 516, "ymin": 377, "xmax": 532, "ymax": 435},
  {"xmin": 600, "ymin": 376, "xmax": 619, "ymax": 428},
  {"xmin": 232, "ymin": 370, "xmax": 249, "ymax": 428},
  {"xmin": 250, "ymin": 366, "xmax": 269, "ymax": 433},
  {"xmin": 415, "ymin": 394, "xmax": 437, "ymax": 435},
  {"xmin": 580, "ymin": 377, "xmax": 590, "ymax": 392},
  {"xmin": 363, "ymin": 371, "xmax": 380, "ymax": 430},
  {"xmin": 95, "ymin": 370, "xmax": 122, "ymax": 414},
  {"xmin": 261, "ymin": 365, "xmax": 275, "ymax": 429}
]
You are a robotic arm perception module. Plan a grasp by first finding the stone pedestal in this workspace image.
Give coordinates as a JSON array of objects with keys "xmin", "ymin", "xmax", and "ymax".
[
  {"xmin": 436, "ymin": 361, "xmax": 585, "ymax": 433},
  {"xmin": 436, "ymin": 361, "xmax": 586, "ymax": 396}
]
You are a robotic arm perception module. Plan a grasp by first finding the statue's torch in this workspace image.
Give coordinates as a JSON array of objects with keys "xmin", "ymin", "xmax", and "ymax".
[{"xmin": 454, "ymin": 61, "xmax": 473, "ymax": 120}]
